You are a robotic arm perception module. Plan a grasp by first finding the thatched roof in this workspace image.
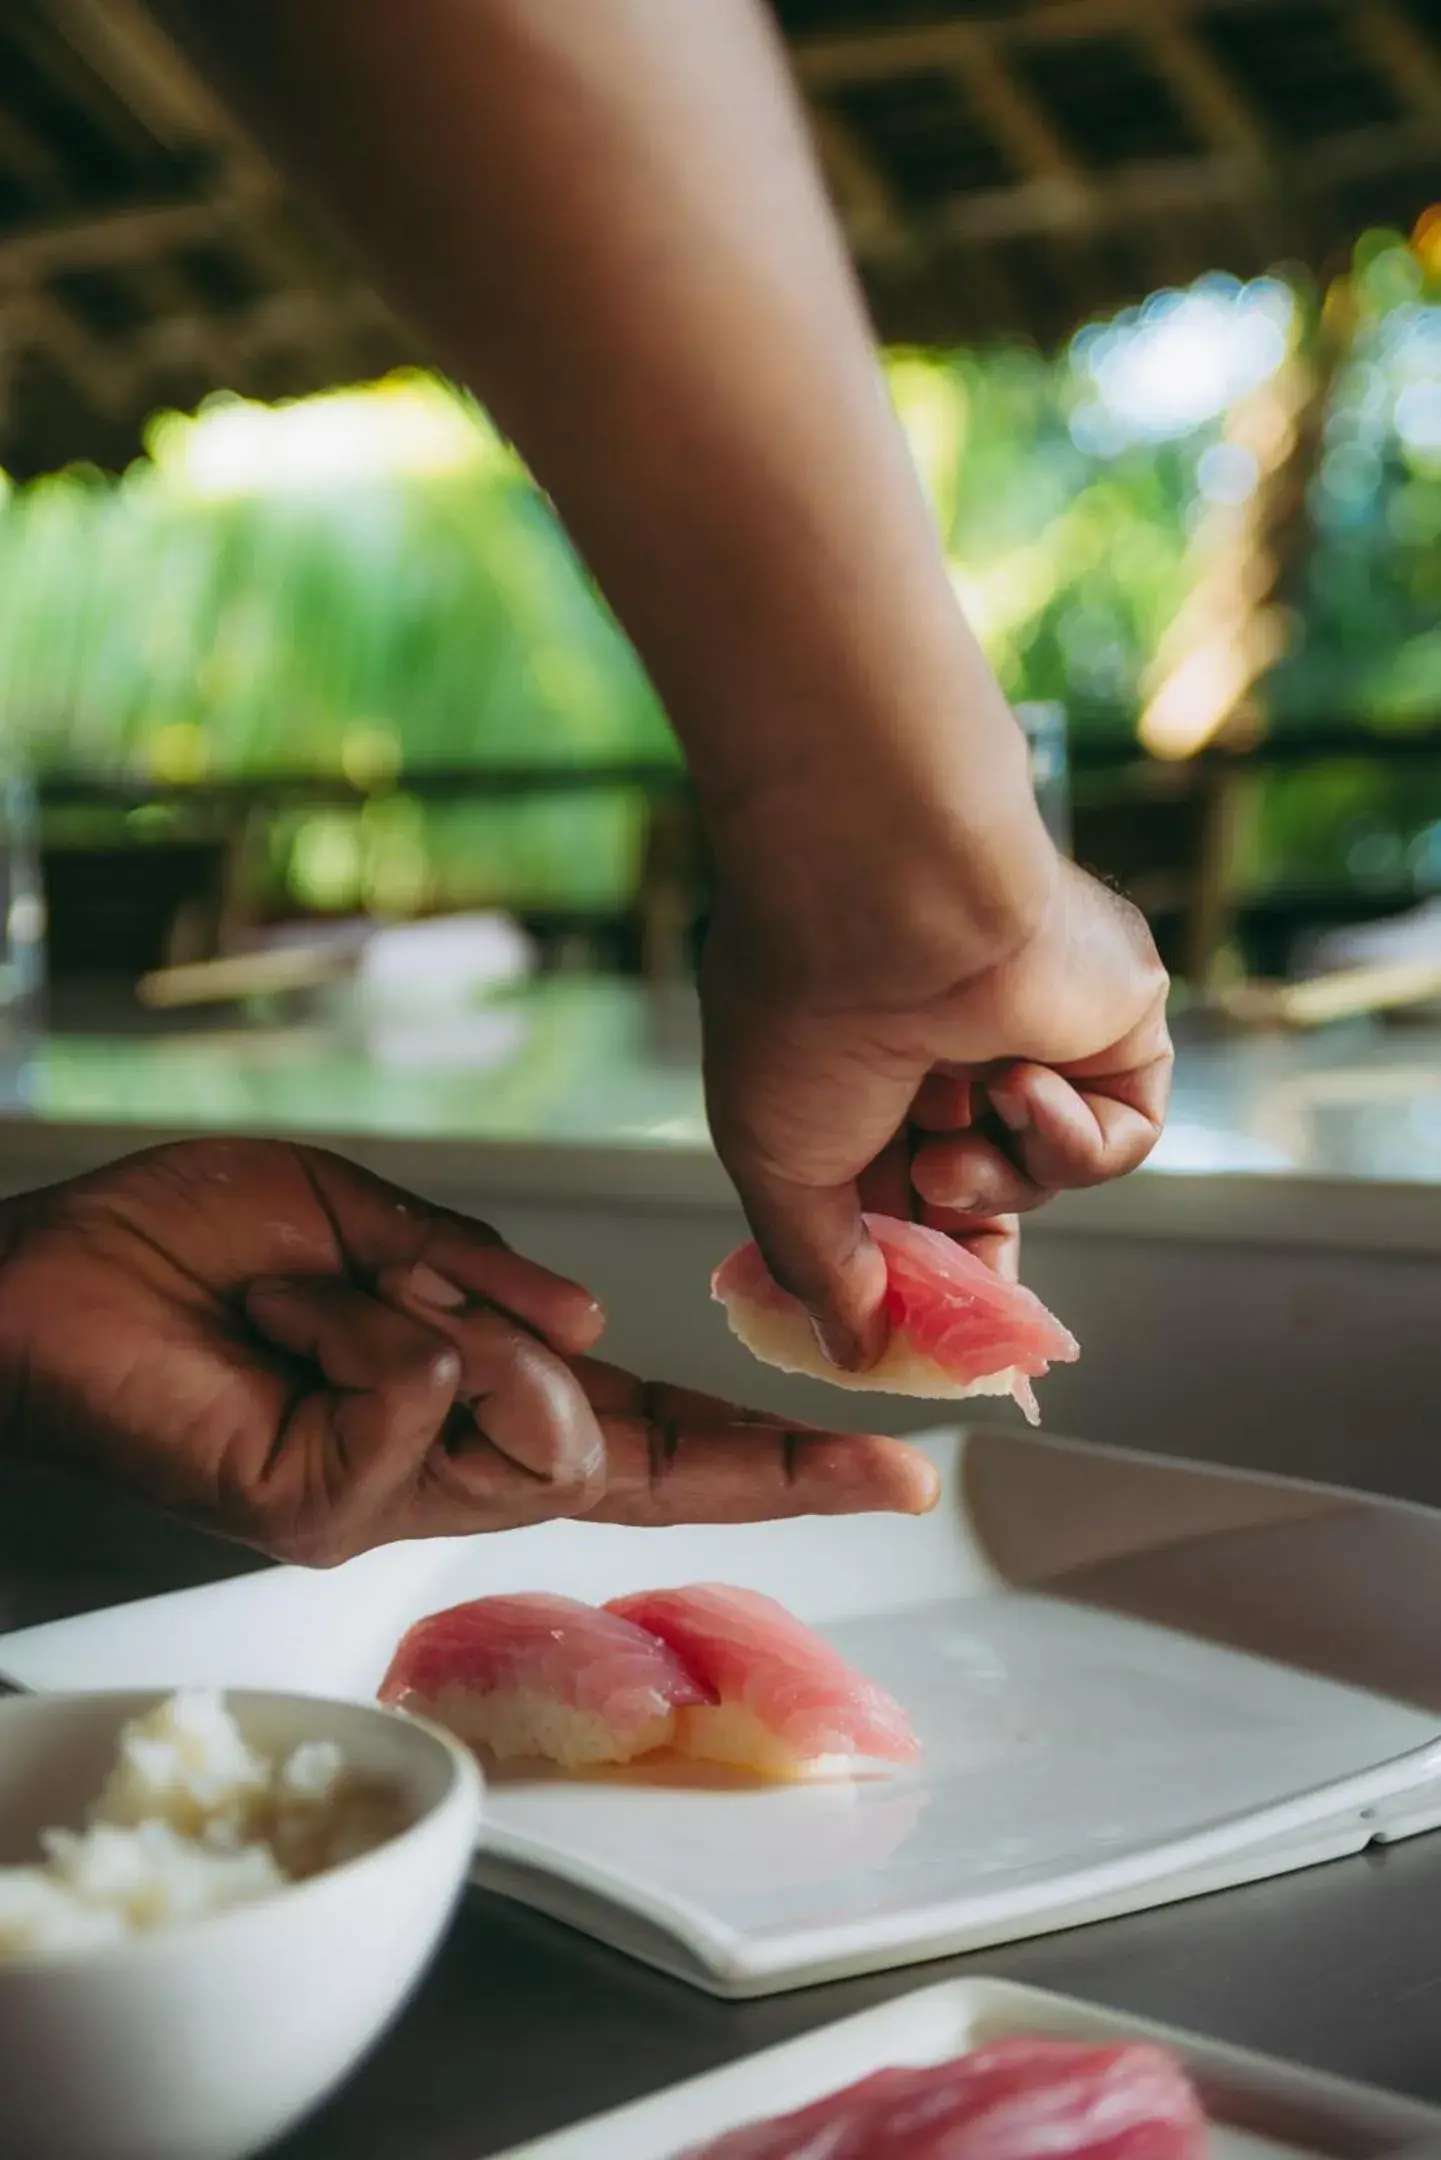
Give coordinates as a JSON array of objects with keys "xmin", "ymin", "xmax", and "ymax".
[{"xmin": 4, "ymin": 0, "xmax": 1441, "ymax": 473}]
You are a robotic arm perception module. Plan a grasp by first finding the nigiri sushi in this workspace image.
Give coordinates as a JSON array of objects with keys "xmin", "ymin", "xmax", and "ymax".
[
  {"xmin": 676, "ymin": 2036, "xmax": 1207, "ymax": 2160},
  {"xmin": 605, "ymin": 1584, "xmax": 918, "ymax": 1780},
  {"xmin": 378, "ymin": 1593, "xmax": 711, "ymax": 1768},
  {"xmin": 712, "ymin": 1212, "xmax": 1079, "ymax": 1424}
]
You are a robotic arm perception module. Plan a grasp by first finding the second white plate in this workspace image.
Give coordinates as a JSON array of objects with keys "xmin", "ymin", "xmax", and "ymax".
[{"xmin": 493, "ymin": 1977, "xmax": 1441, "ymax": 2159}]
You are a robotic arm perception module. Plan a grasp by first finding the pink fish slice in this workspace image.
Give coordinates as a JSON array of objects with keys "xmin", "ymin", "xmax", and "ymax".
[
  {"xmin": 712, "ymin": 1212, "xmax": 1079, "ymax": 1425},
  {"xmin": 605, "ymin": 1583, "xmax": 919, "ymax": 1781},
  {"xmin": 675, "ymin": 2036, "xmax": 1208, "ymax": 2160},
  {"xmin": 379, "ymin": 1592, "xmax": 712, "ymax": 1768}
]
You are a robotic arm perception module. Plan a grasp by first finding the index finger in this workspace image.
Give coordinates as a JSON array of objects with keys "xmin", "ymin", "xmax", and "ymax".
[{"xmin": 585, "ymin": 1415, "xmax": 939, "ymax": 1527}]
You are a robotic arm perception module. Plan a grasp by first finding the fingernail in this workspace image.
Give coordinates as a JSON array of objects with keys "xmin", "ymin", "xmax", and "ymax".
[
  {"xmin": 991, "ymin": 1090, "xmax": 1028, "ymax": 1133},
  {"xmin": 811, "ymin": 1317, "xmax": 859, "ymax": 1370},
  {"xmin": 409, "ymin": 1262, "xmax": 465, "ymax": 1310}
]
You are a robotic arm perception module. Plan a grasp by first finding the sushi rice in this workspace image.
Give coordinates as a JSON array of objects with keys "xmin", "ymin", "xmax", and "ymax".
[{"xmin": 0, "ymin": 1691, "xmax": 406, "ymax": 1963}]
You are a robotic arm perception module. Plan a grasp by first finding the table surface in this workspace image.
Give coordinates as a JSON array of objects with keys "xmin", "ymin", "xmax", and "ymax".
[
  {"xmin": 275, "ymin": 1839, "xmax": 1441, "ymax": 2159},
  {"xmin": 6, "ymin": 1462, "xmax": 1441, "ymax": 2160}
]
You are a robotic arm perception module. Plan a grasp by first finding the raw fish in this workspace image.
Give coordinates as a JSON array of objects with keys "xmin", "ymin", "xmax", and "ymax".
[
  {"xmin": 676, "ymin": 2036, "xmax": 1206, "ymax": 2160},
  {"xmin": 605, "ymin": 1584, "xmax": 918, "ymax": 1780},
  {"xmin": 378, "ymin": 1593, "xmax": 711, "ymax": 1768},
  {"xmin": 712, "ymin": 1212, "xmax": 1079, "ymax": 1424}
]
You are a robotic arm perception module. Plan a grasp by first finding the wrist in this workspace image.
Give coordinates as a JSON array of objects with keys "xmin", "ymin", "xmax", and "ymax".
[{"xmin": 704, "ymin": 743, "xmax": 1057, "ymax": 999}]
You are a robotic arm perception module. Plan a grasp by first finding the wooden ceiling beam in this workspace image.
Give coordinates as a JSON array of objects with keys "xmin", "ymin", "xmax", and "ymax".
[
  {"xmin": 122, "ymin": 284, "xmax": 397, "ymax": 410},
  {"xmin": 1355, "ymin": 1, "xmax": 1441, "ymax": 122},
  {"xmin": 945, "ymin": 34, "xmax": 1088, "ymax": 189},
  {"xmin": 123, "ymin": 249, "xmax": 240, "ymax": 386},
  {"xmin": 793, "ymin": 0, "xmax": 1265, "ymax": 90},
  {"xmin": 41, "ymin": 0, "xmax": 236, "ymax": 151},
  {"xmin": 0, "ymin": 102, "xmax": 70, "ymax": 204},
  {"xmin": 1, "ymin": 276, "xmax": 393, "ymax": 437},
  {"xmin": 935, "ymin": 157, "xmax": 1224, "ymax": 245},
  {"xmin": 0, "ymin": 0, "xmax": 192, "ymax": 192},
  {"xmin": 800, "ymin": 17, "xmax": 1052, "ymax": 92},
  {"xmin": 1133, "ymin": 14, "xmax": 1286, "ymax": 262},
  {"xmin": 0, "ymin": 183, "xmax": 398, "ymax": 416},
  {"xmin": 2, "ymin": 290, "xmax": 128, "ymax": 415},
  {"xmin": 808, "ymin": 103, "xmax": 912, "ymax": 263},
  {"xmin": 0, "ymin": 195, "xmax": 218, "ymax": 283},
  {"xmin": 1137, "ymin": 16, "xmax": 1273, "ymax": 171},
  {"xmin": 1319, "ymin": 112, "xmax": 1441, "ymax": 184},
  {"xmin": 928, "ymin": 112, "xmax": 1441, "ymax": 249},
  {"xmin": 215, "ymin": 179, "xmax": 402, "ymax": 384}
]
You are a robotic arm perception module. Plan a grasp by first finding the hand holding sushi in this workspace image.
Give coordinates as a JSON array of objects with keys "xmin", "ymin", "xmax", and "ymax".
[
  {"xmin": 0, "ymin": 1140, "xmax": 936, "ymax": 1564},
  {"xmin": 702, "ymin": 852, "xmax": 1171, "ymax": 1371}
]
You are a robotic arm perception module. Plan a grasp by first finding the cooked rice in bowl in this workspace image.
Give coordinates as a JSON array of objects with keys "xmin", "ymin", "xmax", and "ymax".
[{"xmin": 0, "ymin": 1690, "xmax": 407, "ymax": 1961}]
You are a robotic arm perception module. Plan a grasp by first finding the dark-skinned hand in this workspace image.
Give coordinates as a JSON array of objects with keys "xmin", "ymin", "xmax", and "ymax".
[{"xmin": 0, "ymin": 1139, "xmax": 936, "ymax": 1564}]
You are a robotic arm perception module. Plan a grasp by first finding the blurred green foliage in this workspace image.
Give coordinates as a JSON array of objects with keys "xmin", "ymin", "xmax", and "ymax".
[
  {"xmin": 0, "ymin": 317, "xmax": 1238, "ymax": 912},
  {"xmin": 0, "ymin": 251, "xmax": 1438, "ymax": 923},
  {"xmin": 0, "ymin": 376, "xmax": 671, "ymax": 911},
  {"xmin": 1245, "ymin": 225, "xmax": 1441, "ymax": 902},
  {"xmin": 1270, "ymin": 230, "xmax": 1441, "ymax": 734},
  {"xmin": 0, "ymin": 378, "xmax": 672, "ymax": 782},
  {"xmin": 891, "ymin": 346, "xmax": 1200, "ymax": 740},
  {"xmin": 0, "ymin": 350, "xmax": 1222, "ymax": 788}
]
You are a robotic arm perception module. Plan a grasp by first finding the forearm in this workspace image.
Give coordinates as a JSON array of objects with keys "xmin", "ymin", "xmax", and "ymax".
[{"xmin": 154, "ymin": 0, "xmax": 1052, "ymax": 957}]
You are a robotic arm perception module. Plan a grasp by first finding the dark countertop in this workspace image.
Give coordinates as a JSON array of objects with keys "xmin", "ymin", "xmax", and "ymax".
[
  {"xmin": 274, "ymin": 1839, "xmax": 1441, "ymax": 2159},
  {"xmin": 6, "ymin": 1459, "xmax": 1441, "ymax": 2160}
]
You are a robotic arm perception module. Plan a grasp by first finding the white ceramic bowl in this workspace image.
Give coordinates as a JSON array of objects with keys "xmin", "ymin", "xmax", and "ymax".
[{"xmin": 0, "ymin": 1688, "xmax": 483, "ymax": 2160}]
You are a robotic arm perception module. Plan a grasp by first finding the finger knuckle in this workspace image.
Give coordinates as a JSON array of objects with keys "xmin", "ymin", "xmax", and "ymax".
[
  {"xmin": 255, "ymin": 1514, "xmax": 359, "ymax": 1569},
  {"xmin": 541, "ymin": 1475, "xmax": 600, "ymax": 1523},
  {"xmin": 232, "ymin": 1471, "xmax": 373, "ymax": 1569},
  {"xmin": 483, "ymin": 1330, "xmax": 563, "ymax": 1408},
  {"xmin": 424, "ymin": 1343, "xmax": 463, "ymax": 1392},
  {"xmin": 293, "ymin": 1531, "xmax": 358, "ymax": 1569},
  {"xmin": 396, "ymin": 1341, "xmax": 462, "ymax": 1396}
]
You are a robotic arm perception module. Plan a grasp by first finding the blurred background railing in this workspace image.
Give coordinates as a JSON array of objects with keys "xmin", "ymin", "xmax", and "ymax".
[{"xmin": 7, "ymin": 0, "xmax": 1441, "ymax": 1027}]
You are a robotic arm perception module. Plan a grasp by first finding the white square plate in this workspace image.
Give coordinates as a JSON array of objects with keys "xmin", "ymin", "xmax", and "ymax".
[
  {"xmin": 5, "ymin": 1428, "xmax": 1441, "ymax": 1996},
  {"xmin": 494, "ymin": 1977, "xmax": 1441, "ymax": 2159}
]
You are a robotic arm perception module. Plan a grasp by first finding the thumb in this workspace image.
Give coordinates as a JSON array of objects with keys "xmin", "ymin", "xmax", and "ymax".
[{"xmin": 732, "ymin": 1171, "xmax": 889, "ymax": 1372}]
